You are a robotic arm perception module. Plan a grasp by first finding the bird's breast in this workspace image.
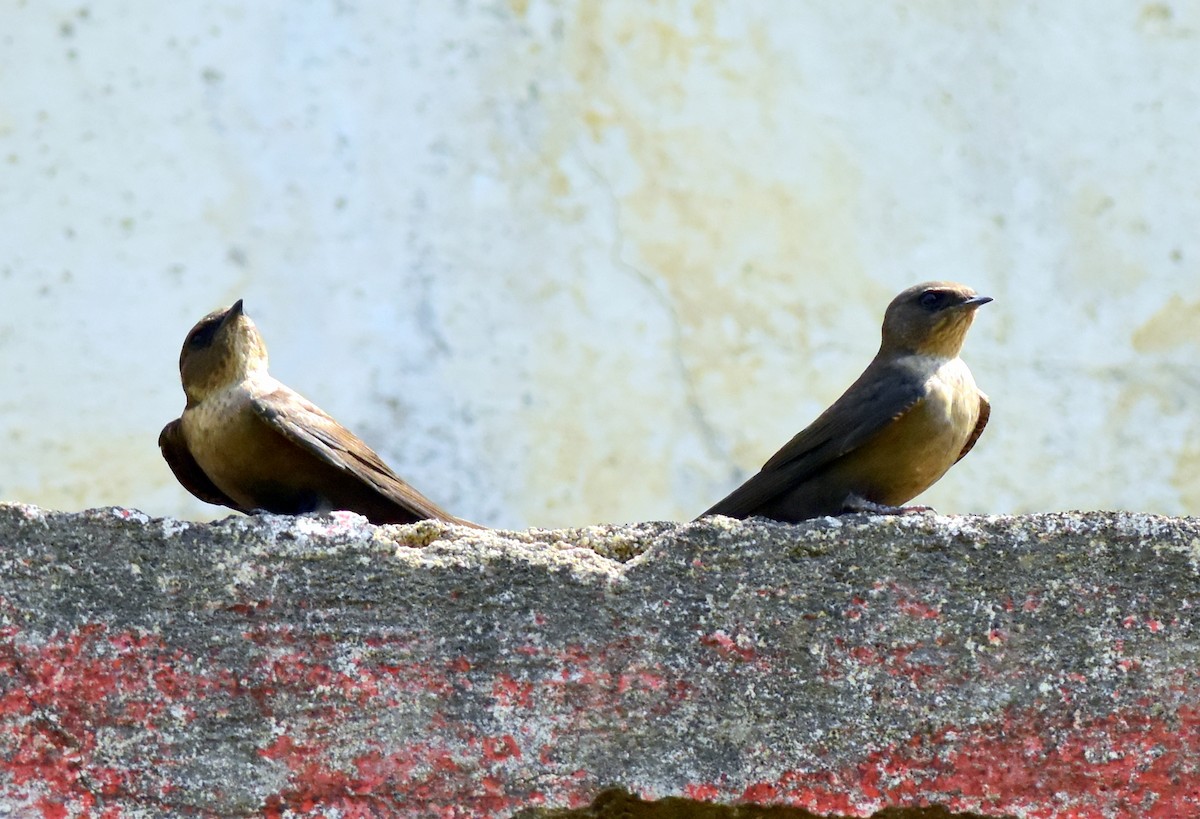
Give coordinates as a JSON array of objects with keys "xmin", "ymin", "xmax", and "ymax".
[
  {"xmin": 846, "ymin": 355, "xmax": 980, "ymax": 505},
  {"xmin": 918, "ymin": 356, "xmax": 980, "ymax": 437},
  {"xmin": 179, "ymin": 379, "xmax": 301, "ymax": 509}
]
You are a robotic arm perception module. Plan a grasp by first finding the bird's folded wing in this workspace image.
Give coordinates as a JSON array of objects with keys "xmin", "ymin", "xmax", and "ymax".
[
  {"xmin": 158, "ymin": 419, "xmax": 241, "ymax": 509},
  {"xmin": 703, "ymin": 364, "xmax": 927, "ymax": 518},
  {"xmin": 955, "ymin": 390, "xmax": 989, "ymax": 463},
  {"xmin": 249, "ymin": 389, "xmax": 458, "ymax": 523}
]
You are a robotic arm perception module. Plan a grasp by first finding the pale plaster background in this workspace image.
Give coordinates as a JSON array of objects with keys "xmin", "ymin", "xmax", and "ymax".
[{"xmin": 1, "ymin": 2, "xmax": 1197, "ymax": 528}]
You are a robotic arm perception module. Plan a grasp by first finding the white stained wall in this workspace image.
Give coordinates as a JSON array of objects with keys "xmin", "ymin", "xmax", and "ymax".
[{"xmin": 1, "ymin": 2, "xmax": 1197, "ymax": 528}]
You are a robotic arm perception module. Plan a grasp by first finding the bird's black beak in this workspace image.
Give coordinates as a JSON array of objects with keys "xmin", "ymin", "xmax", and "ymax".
[
  {"xmin": 960, "ymin": 295, "xmax": 993, "ymax": 309},
  {"xmin": 221, "ymin": 299, "xmax": 245, "ymax": 328}
]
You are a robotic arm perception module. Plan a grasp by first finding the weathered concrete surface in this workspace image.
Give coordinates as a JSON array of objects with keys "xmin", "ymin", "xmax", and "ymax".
[{"xmin": 0, "ymin": 503, "xmax": 1198, "ymax": 818}]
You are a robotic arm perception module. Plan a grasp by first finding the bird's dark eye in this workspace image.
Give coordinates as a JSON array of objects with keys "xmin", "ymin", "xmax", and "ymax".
[
  {"xmin": 185, "ymin": 319, "xmax": 221, "ymax": 349},
  {"xmin": 919, "ymin": 291, "xmax": 945, "ymax": 310}
]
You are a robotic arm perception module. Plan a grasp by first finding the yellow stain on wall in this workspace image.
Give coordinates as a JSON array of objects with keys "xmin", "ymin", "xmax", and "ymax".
[
  {"xmin": 1065, "ymin": 185, "xmax": 1151, "ymax": 295},
  {"xmin": 1174, "ymin": 436, "xmax": 1200, "ymax": 515},
  {"xmin": 4, "ymin": 434, "xmax": 175, "ymax": 515},
  {"xmin": 1132, "ymin": 295, "xmax": 1200, "ymax": 353},
  {"xmin": 483, "ymin": 1, "xmax": 903, "ymax": 524}
]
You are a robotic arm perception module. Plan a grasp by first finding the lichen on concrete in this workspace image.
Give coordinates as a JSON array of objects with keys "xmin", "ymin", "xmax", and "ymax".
[{"xmin": 0, "ymin": 503, "xmax": 1198, "ymax": 817}]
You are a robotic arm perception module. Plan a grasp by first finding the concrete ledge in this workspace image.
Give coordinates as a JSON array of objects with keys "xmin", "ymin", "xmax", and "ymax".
[{"xmin": 0, "ymin": 504, "xmax": 1197, "ymax": 817}]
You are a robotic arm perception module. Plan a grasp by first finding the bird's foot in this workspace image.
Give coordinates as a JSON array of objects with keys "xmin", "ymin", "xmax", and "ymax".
[{"xmin": 842, "ymin": 494, "xmax": 936, "ymax": 516}]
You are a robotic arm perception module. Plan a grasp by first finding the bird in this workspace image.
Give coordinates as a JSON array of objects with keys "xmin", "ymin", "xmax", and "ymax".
[
  {"xmin": 698, "ymin": 281, "xmax": 992, "ymax": 523},
  {"xmin": 159, "ymin": 300, "xmax": 480, "ymax": 527}
]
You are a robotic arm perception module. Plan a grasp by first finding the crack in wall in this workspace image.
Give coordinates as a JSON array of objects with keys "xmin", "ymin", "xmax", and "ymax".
[{"xmin": 574, "ymin": 146, "xmax": 741, "ymax": 490}]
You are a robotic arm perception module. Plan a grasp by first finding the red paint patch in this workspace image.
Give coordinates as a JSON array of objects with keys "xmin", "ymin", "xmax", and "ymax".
[
  {"xmin": 705, "ymin": 702, "xmax": 1200, "ymax": 817},
  {"xmin": 741, "ymin": 782, "xmax": 778, "ymax": 802},
  {"xmin": 245, "ymin": 632, "xmax": 693, "ymax": 816},
  {"xmin": 224, "ymin": 599, "xmax": 272, "ymax": 616},
  {"xmin": 482, "ymin": 735, "xmax": 521, "ymax": 762},
  {"xmin": 0, "ymin": 624, "xmax": 238, "ymax": 814},
  {"xmin": 897, "ymin": 597, "xmax": 941, "ymax": 620},
  {"xmin": 493, "ymin": 674, "xmax": 535, "ymax": 708},
  {"xmin": 6, "ymin": 611, "xmax": 1199, "ymax": 818},
  {"xmin": 699, "ymin": 630, "xmax": 758, "ymax": 662},
  {"xmin": 685, "ymin": 782, "xmax": 722, "ymax": 801}
]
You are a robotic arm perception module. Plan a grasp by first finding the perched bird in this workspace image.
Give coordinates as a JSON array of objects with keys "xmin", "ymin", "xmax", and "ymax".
[
  {"xmin": 698, "ymin": 282, "xmax": 992, "ymax": 523},
  {"xmin": 159, "ymin": 300, "xmax": 479, "ymax": 527}
]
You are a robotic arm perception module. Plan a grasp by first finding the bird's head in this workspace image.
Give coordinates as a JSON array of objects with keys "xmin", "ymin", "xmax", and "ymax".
[
  {"xmin": 177, "ymin": 299, "xmax": 269, "ymax": 404},
  {"xmin": 880, "ymin": 282, "xmax": 991, "ymax": 358}
]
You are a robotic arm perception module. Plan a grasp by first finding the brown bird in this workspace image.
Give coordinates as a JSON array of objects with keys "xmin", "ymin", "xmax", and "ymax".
[
  {"xmin": 698, "ymin": 281, "xmax": 991, "ymax": 523},
  {"xmin": 159, "ymin": 300, "xmax": 480, "ymax": 527}
]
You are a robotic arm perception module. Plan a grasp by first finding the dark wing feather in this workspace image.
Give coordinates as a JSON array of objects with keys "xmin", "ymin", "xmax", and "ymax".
[
  {"xmin": 249, "ymin": 388, "xmax": 472, "ymax": 525},
  {"xmin": 954, "ymin": 390, "xmax": 989, "ymax": 463},
  {"xmin": 701, "ymin": 360, "xmax": 927, "ymax": 518},
  {"xmin": 158, "ymin": 419, "xmax": 242, "ymax": 510}
]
